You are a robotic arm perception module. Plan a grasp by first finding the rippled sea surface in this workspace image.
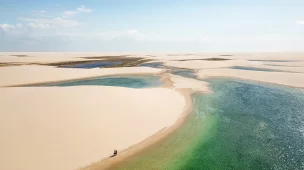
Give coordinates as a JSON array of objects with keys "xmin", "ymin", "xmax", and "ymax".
[{"xmin": 111, "ymin": 79, "xmax": 304, "ymax": 170}]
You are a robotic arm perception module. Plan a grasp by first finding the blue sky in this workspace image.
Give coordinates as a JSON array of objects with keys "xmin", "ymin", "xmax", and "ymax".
[{"xmin": 0, "ymin": 0, "xmax": 304, "ymax": 52}]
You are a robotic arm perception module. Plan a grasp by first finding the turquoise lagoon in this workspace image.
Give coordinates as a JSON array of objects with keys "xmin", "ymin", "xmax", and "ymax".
[
  {"xmin": 43, "ymin": 75, "xmax": 162, "ymax": 88},
  {"xmin": 229, "ymin": 66, "xmax": 283, "ymax": 72},
  {"xmin": 35, "ymin": 69, "xmax": 304, "ymax": 169},
  {"xmin": 110, "ymin": 78, "xmax": 304, "ymax": 170}
]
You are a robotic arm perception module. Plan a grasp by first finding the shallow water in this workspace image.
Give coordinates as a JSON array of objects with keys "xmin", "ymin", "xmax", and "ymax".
[
  {"xmin": 110, "ymin": 79, "xmax": 304, "ymax": 170},
  {"xmin": 265, "ymin": 64, "xmax": 303, "ymax": 67},
  {"xmin": 249, "ymin": 60, "xmax": 299, "ymax": 62},
  {"xmin": 230, "ymin": 66, "xmax": 283, "ymax": 72},
  {"xmin": 183, "ymin": 79, "xmax": 304, "ymax": 170},
  {"xmin": 139, "ymin": 62, "xmax": 164, "ymax": 68},
  {"xmin": 139, "ymin": 61, "xmax": 198, "ymax": 79},
  {"xmin": 60, "ymin": 61, "xmax": 122, "ymax": 69},
  {"xmin": 171, "ymin": 69, "xmax": 197, "ymax": 79},
  {"xmin": 44, "ymin": 76, "xmax": 162, "ymax": 88}
]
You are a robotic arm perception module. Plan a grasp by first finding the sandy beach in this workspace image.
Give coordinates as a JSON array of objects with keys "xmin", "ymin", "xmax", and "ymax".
[
  {"xmin": 0, "ymin": 52, "xmax": 304, "ymax": 170},
  {"xmin": 0, "ymin": 86, "xmax": 186, "ymax": 170}
]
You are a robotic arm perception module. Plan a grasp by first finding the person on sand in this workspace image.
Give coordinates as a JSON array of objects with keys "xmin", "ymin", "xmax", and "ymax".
[{"xmin": 110, "ymin": 149, "xmax": 118, "ymax": 158}]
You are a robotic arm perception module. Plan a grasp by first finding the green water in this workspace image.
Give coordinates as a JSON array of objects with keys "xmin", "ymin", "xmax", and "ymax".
[
  {"xmin": 110, "ymin": 79, "xmax": 304, "ymax": 170},
  {"xmin": 171, "ymin": 69, "xmax": 197, "ymax": 79},
  {"xmin": 43, "ymin": 76, "xmax": 162, "ymax": 88}
]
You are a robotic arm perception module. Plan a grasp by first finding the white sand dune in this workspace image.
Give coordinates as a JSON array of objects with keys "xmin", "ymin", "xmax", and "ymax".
[
  {"xmin": 2, "ymin": 52, "xmax": 303, "ymax": 64},
  {"xmin": 164, "ymin": 59, "xmax": 261, "ymax": 69},
  {"xmin": 164, "ymin": 59, "xmax": 304, "ymax": 73},
  {"xmin": 169, "ymin": 74, "xmax": 210, "ymax": 93},
  {"xmin": 0, "ymin": 86, "xmax": 185, "ymax": 170},
  {"xmin": 0, "ymin": 52, "xmax": 132, "ymax": 63},
  {"xmin": 254, "ymin": 64, "xmax": 304, "ymax": 73},
  {"xmin": 261, "ymin": 61, "xmax": 304, "ymax": 67},
  {"xmin": 0, "ymin": 52, "xmax": 304, "ymax": 170},
  {"xmin": 141, "ymin": 52, "xmax": 304, "ymax": 61}
]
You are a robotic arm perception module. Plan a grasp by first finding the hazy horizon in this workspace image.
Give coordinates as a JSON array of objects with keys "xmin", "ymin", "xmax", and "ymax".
[{"xmin": 1, "ymin": 0, "xmax": 304, "ymax": 52}]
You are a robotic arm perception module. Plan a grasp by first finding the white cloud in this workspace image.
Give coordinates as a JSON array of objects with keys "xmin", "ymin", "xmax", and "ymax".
[
  {"xmin": 77, "ymin": 5, "xmax": 92, "ymax": 13},
  {"xmin": 92, "ymin": 29, "xmax": 145, "ymax": 41},
  {"xmin": 64, "ymin": 5, "xmax": 92, "ymax": 17},
  {"xmin": 296, "ymin": 20, "xmax": 304, "ymax": 24},
  {"xmin": 64, "ymin": 11, "xmax": 79, "ymax": 16},
  {"xmin": 127, "ymin": 29, "xmax": 140, "ymax": 34},
  {"xmin": 16, "ymin": 23, "xmax": 23, "ymax": 28},
  {"xmin": 0, "ymin": 23, "xmax": 26, "ymax": 35},
  {"xmin": 18, "ymin": 17, "xmax": 82, "ymax": 27},
  {"xmin": 197, "ymin": 35, "xmax": 304, "ymax": 45},
  {"xmin": 56, "ymin": 29, "xmax": 196, "ymax": 43},
  {"xmin": 52, "ymin": 17, "xmax": 82, "ymax": 27},
  {"xmin": 28, "ymin": 23, "xmax": 50, "ymax": 29},
  {"xmin": 0, "ymin": 24, "xmax": 23, "ymax": 34},
  {"xmin": 0, "ymin": 23, "xmax": 16, "ymax": 31},
  {"xmin": 33, "ymin": 10, "xmax": 46, "ymax": 13}
]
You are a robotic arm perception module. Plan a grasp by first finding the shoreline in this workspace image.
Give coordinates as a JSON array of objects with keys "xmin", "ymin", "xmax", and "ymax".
[
  {"xmin": 76, "ymin": 74, "xmax": 304, "ymax": 170},
  {"xmin": 80, "ymin": 88, "xmax": 194, "ymax": 170},
  {"xmin": 1, "ymin": 53, "xmax": 304, "ymax": 170},
  {"xmin": 198, "ymin": 75, "xmax": 304, "ymax": 89},
  {"xmin": 0, "ymin": 67, "xmax": 195, "ymax": 170},
  {"xmin": 12, "ymin": 68, "xmax": 302, "ymax": 170},
  {"xmin": 2, "ymin": 69, "xmax": 167, "ymax": 87},
  {"xmin": 0, "ymin": 85, "xmax": 186, "ymax": 170},
  {"xmin": 193, "ymin": 69, "xmax": 304, "ymax": 89}
]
